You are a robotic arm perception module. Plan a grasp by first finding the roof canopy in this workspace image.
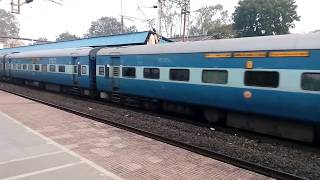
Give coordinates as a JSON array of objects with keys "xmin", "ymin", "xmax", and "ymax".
[{"xmin": 0, "ymin": 31, "xmax": 172, "ymax": 54}]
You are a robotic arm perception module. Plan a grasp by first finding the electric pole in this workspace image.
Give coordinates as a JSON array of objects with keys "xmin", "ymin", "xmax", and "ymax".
[
  {"xmin": 121, "ymin": 0, "xmax": 124, "ymax": 33},
  {"xmin": 158, "ymin": 0, "xmax": 164, "ymax": 35},
  {"xmin": 181, "ymin": 0, "xmax": 190, "ymax": 42},
  {"xmin": 10, "ymin": 0, "xmax": 62, "ymax": 14}
]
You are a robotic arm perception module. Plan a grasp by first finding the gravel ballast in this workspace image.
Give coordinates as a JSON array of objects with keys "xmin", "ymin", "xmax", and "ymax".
[{"xmin": 0, "ymin": 82, "xmax": 319, "ymax": 179}]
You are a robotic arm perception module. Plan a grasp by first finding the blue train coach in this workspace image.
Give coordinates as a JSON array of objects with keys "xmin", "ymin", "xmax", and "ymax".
[
  {"xmin": 95, "ymin": 33, "xmax": 320, "ymax": 142},
  {"xmin": 2, "ymin": 47, "xmax": 96, "ymax": 95}
]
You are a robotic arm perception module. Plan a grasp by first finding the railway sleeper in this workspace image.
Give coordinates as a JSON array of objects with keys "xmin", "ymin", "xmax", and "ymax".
[{"xmin": 227, "ymin": 112, "xmax": 315, "ymax": 143}]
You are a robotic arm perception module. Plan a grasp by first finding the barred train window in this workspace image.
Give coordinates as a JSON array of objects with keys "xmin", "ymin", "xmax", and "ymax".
[
  {"xmin": 23, "ymin": 64, "xmax": 27, "ymax": 70},
  {"xmin": 301, "ymin": 73, "xmax": 320, "ymax": 91},
  {"xmin": 202, "ymin": 70, "xmax": 228, "ymax": 84},
  {"xmin": 73, "ymin": 66, "xmax": 78, "ymax": 74},
  {"xmin": 245, "ymin": 71, "xmax": 279, "ymax": 88},
  {"xmin": 105, "ymin": 66, "xmax": 109, "ymax": 77},
  {"xmin": 49, "ymin": 65, "xmax": 56, "ymax": 72},
  {"xmin": 170, "ymin": 69, "xmax": 189, "ymax": 81},
  {"xmin": 144, "ymin": 68, "xmax": 160, "ymax": 79},
  {"xmin": 34, "ymin": 65, "xmax": 40, "ymax": 71},
  {"xmin": 41, "ymin": 65, "xmax": 47, "ymax": 72},
  {"xmin": 28, "ymin": 64, "xmax": 33, "ymax": 71},
  {"xmin": 99, "ymin": 67, "xmax": 105, "ymax": 76},
  {"xmin": 58, "ymin": 65, "xmax": 65, "ymax": 72},
  {"xmin": 122, "ymin": 67, "xmax": 136, "ymax": 78},
  {"xmin": 81, "ymin": 66, "xmax": 87, "ymax": 75},
  {"xmin": 18, "ymin": 64, "xmax": 21, "ymax": 70}
]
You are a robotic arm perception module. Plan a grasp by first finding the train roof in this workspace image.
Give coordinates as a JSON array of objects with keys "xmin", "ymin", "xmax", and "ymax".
[
  {"xmin": 7, "ymin": 47, "xmax": 93, "ymax": 59},
  {"xmin": 97, "ymin": 33, "xmax": 320, "ymax": 55},
  {"xmin": 0, "ymin": 31, "xmax": 172, "ymax": 54}
]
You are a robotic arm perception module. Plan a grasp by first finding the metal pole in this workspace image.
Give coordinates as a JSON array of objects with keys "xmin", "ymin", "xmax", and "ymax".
[
  {"xmin": 121, "ymin": 0, "xmax": 124, "ymax": 33},
  {"xmin": 18, "ymin": 0, "xmax": 20, "ymax": 14},
  {"xmin": 182, "ymin": 10, "xmax": 187, "ymax": 42},
  {"xmin": 182, "ymin": 0, "xmax": 190, "ymax": 42},
  {"xmin": 158, "ymin": 0, "xmax": 163, "ymax": 35}
]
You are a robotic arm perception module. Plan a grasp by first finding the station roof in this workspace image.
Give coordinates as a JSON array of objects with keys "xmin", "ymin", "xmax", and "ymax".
[{"xmin": 0, "ymin": 31, "xmax": 172, "ymax": 54}]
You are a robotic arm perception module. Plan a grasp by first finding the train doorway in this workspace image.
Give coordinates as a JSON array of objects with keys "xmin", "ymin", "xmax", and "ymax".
[{"xmin": 111, "ymin": 56, "xmax": 120, "ymax": 91}]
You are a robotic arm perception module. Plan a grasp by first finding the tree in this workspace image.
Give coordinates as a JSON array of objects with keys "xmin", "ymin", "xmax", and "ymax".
[
  {"xmin": 160, "ymin": 1, "xmax": 180, "ymax": 37},
  {"xmin": 0, "ymin": 9, "xmax": 20, "ymax": 44},
  {"xmin": 33, "ymin": 37, "xmax": 49, "ymax": 45},
  {"xmin": 85, "ymin": 17, "xmax": 137, "ymax": 37},
  {"xmin": 233, "ymin": 0, "xmax": 300, "ymax": 37},
  {"xmin": 189, "ymin": 5, "xmax": 236, "ymax": 39},
  {"xmin": 56, "ymin": 32, "xmax": 79, "ymax": 42},
  {"xmin": 159, "ymin": 0, "xmax": 186, "ymax": 37}
]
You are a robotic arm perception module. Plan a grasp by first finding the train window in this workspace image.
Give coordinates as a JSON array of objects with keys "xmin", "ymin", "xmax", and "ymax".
[
  {"xmin": 58, "ymin": 65, "xmax": 65, "ymax": 73},
  {"xmin": 23, "ymin": 64, "xmax": 27, "ymax": 70},
  {"xmin": 245, "ymin": 71, "xmax": 279, "ymax": 88},
  {"xmin": 105, "ymin": 66, "xmax": 109, "ymax": 77},
  {"xmin": 34, "ymin": 65, "xmax": 40, "ymax": 71},
  {"xmin": 202, "ymin": 70, "xmax": 228, "ymax": 84},
  {"xmin": 144, "ymin": 68, "xmax": 160, "ymax": 79},
  {"xmin": 81, "ymin": 66, "xmax": 87, "ymax": 75},
  {"xmin": 13, "ymin": 64, "xmax": 16, "ymax": 70},
  {"xmin": 17, "ymin": 64, "xmax": 21, "ymax": 70},
  {"xmin": 49, "ymin": 65, "xmax": 56, "ymax": 72},
  {"xmin": 122, "ymin": 67, "xmax": 136, "ymax": 78},
  {"xmin": 28, "ymin": 64, "xmax": 33, "ymax": 71},
  {"xmin": 73, "ymin": 66, "xmax": 78, "ymax": 74},
  {"xmin": 99, "ymin": 67, "xmax": 105, "ymax": 76},
  {"xmin": 41, "ymin": 65, "xmax": 47, "ymax": 72},
  {"xmin": 170, "ymin": 69, "xmax": 190, "ymax": 81},
  {"xmin": 301, "ymin": 73, "xmax": 320, "ymax": 91}
]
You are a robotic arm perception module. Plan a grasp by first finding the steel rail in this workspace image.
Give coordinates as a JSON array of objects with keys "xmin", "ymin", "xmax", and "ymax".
[{"xmin": 0, "ymin": 87, "xmax": 306, "ymax": 180}]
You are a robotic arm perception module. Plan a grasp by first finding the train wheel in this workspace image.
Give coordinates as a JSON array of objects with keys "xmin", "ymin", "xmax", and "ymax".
[{"xmin": 204, "ymin": 109, "xmax": 226, "ymax": 125}]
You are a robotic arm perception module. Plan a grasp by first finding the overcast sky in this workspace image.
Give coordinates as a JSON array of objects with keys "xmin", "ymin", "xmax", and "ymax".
[{"xmin": 0, "ymin": 0, "xmax": 319, "ymax": 41}]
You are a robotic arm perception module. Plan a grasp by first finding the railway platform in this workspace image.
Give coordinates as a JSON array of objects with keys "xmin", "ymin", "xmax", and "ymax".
[{"xmin": 0, "ymin": 90, "xmax": 271, "ymax": 180}]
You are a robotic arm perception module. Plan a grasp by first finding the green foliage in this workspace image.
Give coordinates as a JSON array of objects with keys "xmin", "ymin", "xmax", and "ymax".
[
  {"xmin": 33, "ymin": 37, "xmax": 49, "ymax": 45},
  {"xmin": 233, "ymin": 0, "xmax": 300, "ymax": 37},
  {"xmin": 189, "ymin": 5, "xmax": 236, "ymax": 39},
  {"xmin": 56, "ymin": 32, "xmax": 79, "ymax": 42},
  {"xmin": 0, "ymin": 9, "xmax": 20, "ymax": 43},
  {"xmin": 160, "ymin": 1, "xmax": 180, "ymax": 37},
  {"xmin": 85, "ymin": 17, "xmax": 137, "ymax": 38}
]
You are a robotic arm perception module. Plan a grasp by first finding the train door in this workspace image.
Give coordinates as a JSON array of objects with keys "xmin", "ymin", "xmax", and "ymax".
[
  {"xmin": 3, "ymin": 55, "xmax": 7, "ymax": 77},
  {"xmin": 111, "ymin": 56, "xmax": 120, "ymax": 91},
  {"xmin": 72, "ymin": 56, "xmax": 80, "ymax": 86},
  {"xmin": 0, "ymin": 55, "xmax": 4, "ymax": 77},
  {"xmin": 8, "ymin": 58, "xmax": 12, "ymax": 78}
]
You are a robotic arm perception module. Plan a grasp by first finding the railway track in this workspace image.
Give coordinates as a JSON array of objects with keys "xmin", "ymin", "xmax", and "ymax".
[{"xmin": 0, "ymin": 87, "xmax": 306, "ymax": 180}]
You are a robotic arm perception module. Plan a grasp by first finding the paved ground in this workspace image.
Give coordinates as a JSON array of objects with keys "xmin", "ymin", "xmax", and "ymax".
[
  {"xmin": 0, "ymin": 106, "xmax": 121, "ymax": 180},
  {"xmin": 0, "ymin": 90, "xmax": 272, "ymax": 180}
]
